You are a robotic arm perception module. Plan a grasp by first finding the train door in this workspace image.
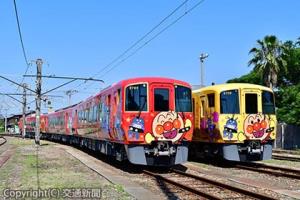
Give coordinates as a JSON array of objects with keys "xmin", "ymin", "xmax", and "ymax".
[
  {"xmin": 111, "ymin": 92, "xmax": 117, "ymax": 138},
  {"xmin": 65, "ymin": 112, "xmax": 69, "ymax": 134},
  {"xmin": 150, "ymin": 83, "xmax": 178, "ymax": 142},
  {"xmin": 73, "ymin": 109, "xmax": 78, "ymax": 134},
  {"xmin": 107, "ymin": 94, "xmax": 111, "ymax": 134},
  {"xmin": 199, "ymin": 95, "xmax": 207, "ymax": 135},
  {"xmin": 150, "ymin": 83, "xmax": 174, "ymax": 113},
  {"xmin": 241, "ymin": 88, "xmax": 263, "ymax": 140}
]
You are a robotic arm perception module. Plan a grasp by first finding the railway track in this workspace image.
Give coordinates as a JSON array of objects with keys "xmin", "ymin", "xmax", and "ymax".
[
  {"xmin": 0, "ymin": 136, "xmax": 7, "ymax": 146},
  {"xmin": 272, "ymin": 154, "xmax": 300, "ymax": 162},
  {"xmin": 234, "ymin": 162, "xmax": 300, "ymax": 180},
  {"xmin": 143, "ymin": 169, "xmax": 276, "ymax": 200},
  {"xmin": 0, "ymin": 134, "xmax": 22, "ymax": 138},
  {"xmin": 273, "ymin": 149, "xmax": 300, "ymax": 156}
]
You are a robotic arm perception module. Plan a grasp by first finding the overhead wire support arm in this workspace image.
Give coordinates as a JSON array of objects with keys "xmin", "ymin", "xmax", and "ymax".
[
  {"xmin": 23, "ymin": 74, "xmax": 104, "ymax": 95},
  {"xmin": 0, "ymin": 92, "xmax": 23, "ymax": 104},
  {"xmin": 41, "ymin": 79, "xmax": 77, "ymax": 96},
  {"xmin": 0, "ymin": 75, "xmax": 36, "ymax": 93},
  {"xmin": 23, "ymin": 75, "xmax": 104, "ymax": 83}
]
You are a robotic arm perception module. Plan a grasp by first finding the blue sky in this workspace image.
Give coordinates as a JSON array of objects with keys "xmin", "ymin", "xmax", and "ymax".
[{"xmin": 1, "ymin": 0, "xmax": 300, "ymax": 115}]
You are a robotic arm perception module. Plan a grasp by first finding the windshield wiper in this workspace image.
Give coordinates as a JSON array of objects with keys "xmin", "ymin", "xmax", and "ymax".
[{"xmin": 137, "ymin": 95, "xmax": 146, "ymax": 118}]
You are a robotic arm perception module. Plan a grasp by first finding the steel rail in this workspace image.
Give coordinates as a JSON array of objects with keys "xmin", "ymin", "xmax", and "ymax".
[
  {"xmin": 272, "ymin": 155, "xmax": 300, "ymax": 162},
  {"xmin": 143, "ymin": 170, "xmax": 222, "ymax": 200},
  {"xmin": 239, "ymin": 161, "xmax": 300, "ymax": 174},
  {"xmin": 0, "ymin": 136, "xmax": 7, "ymax": 146},
  {"xmin": 235, "ymin": 164, "xmax": 300, "ymax": 180},
  {"xmin": 171, "ymin": 169, "xmax": 276, "ymax": 200}
]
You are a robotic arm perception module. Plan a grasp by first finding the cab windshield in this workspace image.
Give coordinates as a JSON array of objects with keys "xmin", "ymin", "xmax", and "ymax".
[
  {"xmin": 125, "ymin": 84, "xmax": 147, "ymax": 111},
  {"xmin": 262, "ymin": 91, "xmax": 275, "ymax": 114},
  {"xmin": 175, "ymin": 85, "xmax": 192, "ymax": 112},
  {"xmin": 220, "ymin": 90, "xmax": 240, "ymax": 114}
]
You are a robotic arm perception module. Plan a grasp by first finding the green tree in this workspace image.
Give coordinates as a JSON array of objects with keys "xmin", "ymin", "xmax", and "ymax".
[
  {"xmin": 227, "ymin": 70, "xmax": 262, "ymax": 84},
  {"xmin": 276, "ymin": 84, "xmax": 300, "ymax": 125},
  {"xmin": 278, "ymin": 41, "xmax": 300, "ymax": 86},
  {"xmin": 0, "ymin": 119, "xmax": 4, "ymax": 132},
  {"xmin": 248, "ymin": 35, "xmax": 287, "ymax": 88},
  {"xmin": 227, "ymin": 35, "xmax": 300, "ymax": 126}
]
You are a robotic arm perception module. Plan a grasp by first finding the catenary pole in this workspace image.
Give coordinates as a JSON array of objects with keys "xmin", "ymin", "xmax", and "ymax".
[
  {"xmin": 22, "ymin": 83, "xmax": 27, "ymax": 138},
  {"xmin": 35, "ymin": 59, "xmax": 43, "ymax": 145}
]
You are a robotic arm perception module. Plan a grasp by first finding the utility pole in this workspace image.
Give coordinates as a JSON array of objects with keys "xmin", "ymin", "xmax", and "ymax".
[
  {"xmin": 22, "ymin": 83, "xmax": 27, "ymax": 138},
  {"xmin": 4, "ymin": 108, "xmax": 8, "ymax": 133},
  {"xmin": 199, "ymin": 53, "xmax": 209, "ymax": 87},
  {"xmin": 35, "ymin": 58, "xmax": 43, "ymax": 145}
]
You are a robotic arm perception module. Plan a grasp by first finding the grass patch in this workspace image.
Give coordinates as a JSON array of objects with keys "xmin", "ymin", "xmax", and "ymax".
[
  {"xmin": 189, "ymin": 161, "xmax": 210, "ymax": 169},
  {"xmin": 0, "ymin": 138, "xmax": 133, "ymax": 199}
]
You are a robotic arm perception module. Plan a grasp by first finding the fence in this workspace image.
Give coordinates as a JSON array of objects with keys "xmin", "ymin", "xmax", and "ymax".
[{"xmin": 275, "ymin": 123, "xmax": 300, "ymax": 149}]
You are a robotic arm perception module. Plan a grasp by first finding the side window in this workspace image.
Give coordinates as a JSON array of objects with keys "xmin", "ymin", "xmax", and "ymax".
[
  {"xmin": 89, "ymin": 107, "xmax": 93, "ymax": 122},
  {"xmin": 98, "ymin": 102, "xmax": 102, "ymax": 121},
  {"xmin": 107, "ymin": 95, "xmax": 111, "ymax": 113},
  {"xmin": 154, "ymin": 88, "xmax": 169, "ymax": 111},
  {"xmin": 93, "ymin": 106, "xmax": 96, "ymax": 122},
  {"xmin": 207, "ymin": 93, "xmax": 215, "ymax": 107},
  {"xmin": 79, "ymin": 111, "xmax": 82, "ymax": 122},
  {"xmin": 85, "ymin": 109, "xmax": 88, "ymax": 122}
]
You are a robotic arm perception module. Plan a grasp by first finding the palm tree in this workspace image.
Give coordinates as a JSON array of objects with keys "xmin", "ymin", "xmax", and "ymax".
[{"xmin": 248, "ymin": 35, "xmax": 287, "ymax": 88}]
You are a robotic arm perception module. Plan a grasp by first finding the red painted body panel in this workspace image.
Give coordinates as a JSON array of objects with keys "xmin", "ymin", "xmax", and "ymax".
[{"xmin": 24, "ymin": 77, "xmax": 194, "ymax": 146}]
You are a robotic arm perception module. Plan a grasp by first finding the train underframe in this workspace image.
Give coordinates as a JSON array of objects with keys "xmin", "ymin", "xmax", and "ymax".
[
  {"xmin": 190, "ymin": 140, "xmax": 274, "ymax": 162},
  {"xmin": 25, "ymin": 132, "xmax": 189, "ymax": 166}
]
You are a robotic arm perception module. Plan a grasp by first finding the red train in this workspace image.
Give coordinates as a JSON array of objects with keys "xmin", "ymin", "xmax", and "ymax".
[{"xmin": 20, "ymin": 77, "xmax": 193, "ymax": 166}]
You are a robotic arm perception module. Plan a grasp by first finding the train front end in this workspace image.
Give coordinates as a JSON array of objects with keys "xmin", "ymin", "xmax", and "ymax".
[
  {"xmin": 122, "ymin": 78, "xmax": 193, "ymax": 166},
  {"xmin": 192, "ymin": 83, "xmax": 277, "ymax": 161}
]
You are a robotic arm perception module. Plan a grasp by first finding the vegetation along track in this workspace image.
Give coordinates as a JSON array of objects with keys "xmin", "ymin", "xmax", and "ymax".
[
  {"xmin": 234, "ymin": 162, "xmax": 300, "ymax": 180},
  {"xmin": 143, "ymin": 169, "xmax": 275, "ymax": 200},
  {"xmin": 272, "ymin": 154, "xmax": 300, "ymax": 162}
]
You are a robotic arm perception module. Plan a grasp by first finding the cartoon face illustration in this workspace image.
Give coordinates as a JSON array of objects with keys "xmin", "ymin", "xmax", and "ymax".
[
  {"xmin": 128, "ymin": 117, "xmax": 145, "ymax": 139},
  {"xmin": 244, "ymin": 114, "xmax": 274, "ymax": 140},
  {"xmin": 152, "ymin": 111, "xmax": 191, "ymax": 142},
  {"xmin": 223, "ymin": 118, "xmax": 238, "ymax": 140}
]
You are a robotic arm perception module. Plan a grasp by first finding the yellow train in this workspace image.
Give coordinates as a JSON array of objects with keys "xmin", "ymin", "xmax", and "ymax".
[{"xmin": 191, "ymin": 83, "xmax": 276, "ymax": 161}]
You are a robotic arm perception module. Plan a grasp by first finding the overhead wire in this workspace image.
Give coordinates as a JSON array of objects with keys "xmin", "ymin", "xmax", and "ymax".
[
  {"xmin": 73, "ymin": 0, "xmax": 192, "ymax": 90},
  {"xmin": 11, "ymin": 0, "xmax": 33, "ymax": 116},
  {"xmin": 100, "ymin": 0, "xmax": 205, "ymax": 78},
  {"xmin": 13, "ymin": 0, "xmax": 30, "ymax": 86},
  {"xmin": 82, "ymin": 0, "xmax": 205, "ymax": 90},
  {"xmin": 91, "ymin": 0, "xmax": 190, "ymax": 79}
]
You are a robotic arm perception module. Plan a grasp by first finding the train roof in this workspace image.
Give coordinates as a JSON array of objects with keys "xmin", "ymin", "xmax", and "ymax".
[
  {"xmin": 96, "ymin": 77, "xmax": 191, "ymax": 94},
  {"xmin": 119, "ymin": 77, "xmax": 191, "ymax": 86},
  {"xmin": 54, "ymin": 102, "xmax": 80, "ymax": 112},
  {"xmin": 193, "ymin": 83, "xmax": 273, "ymax": 93}
]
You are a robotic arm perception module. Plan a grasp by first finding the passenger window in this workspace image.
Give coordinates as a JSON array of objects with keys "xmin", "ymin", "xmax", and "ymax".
[
  {"xmin": 154, "ymin": 88, "xmax": 169, "ymax": 111},
  {"xmin": 245, "ymin": 93, "xmax": 258, "ymax": 114}
]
